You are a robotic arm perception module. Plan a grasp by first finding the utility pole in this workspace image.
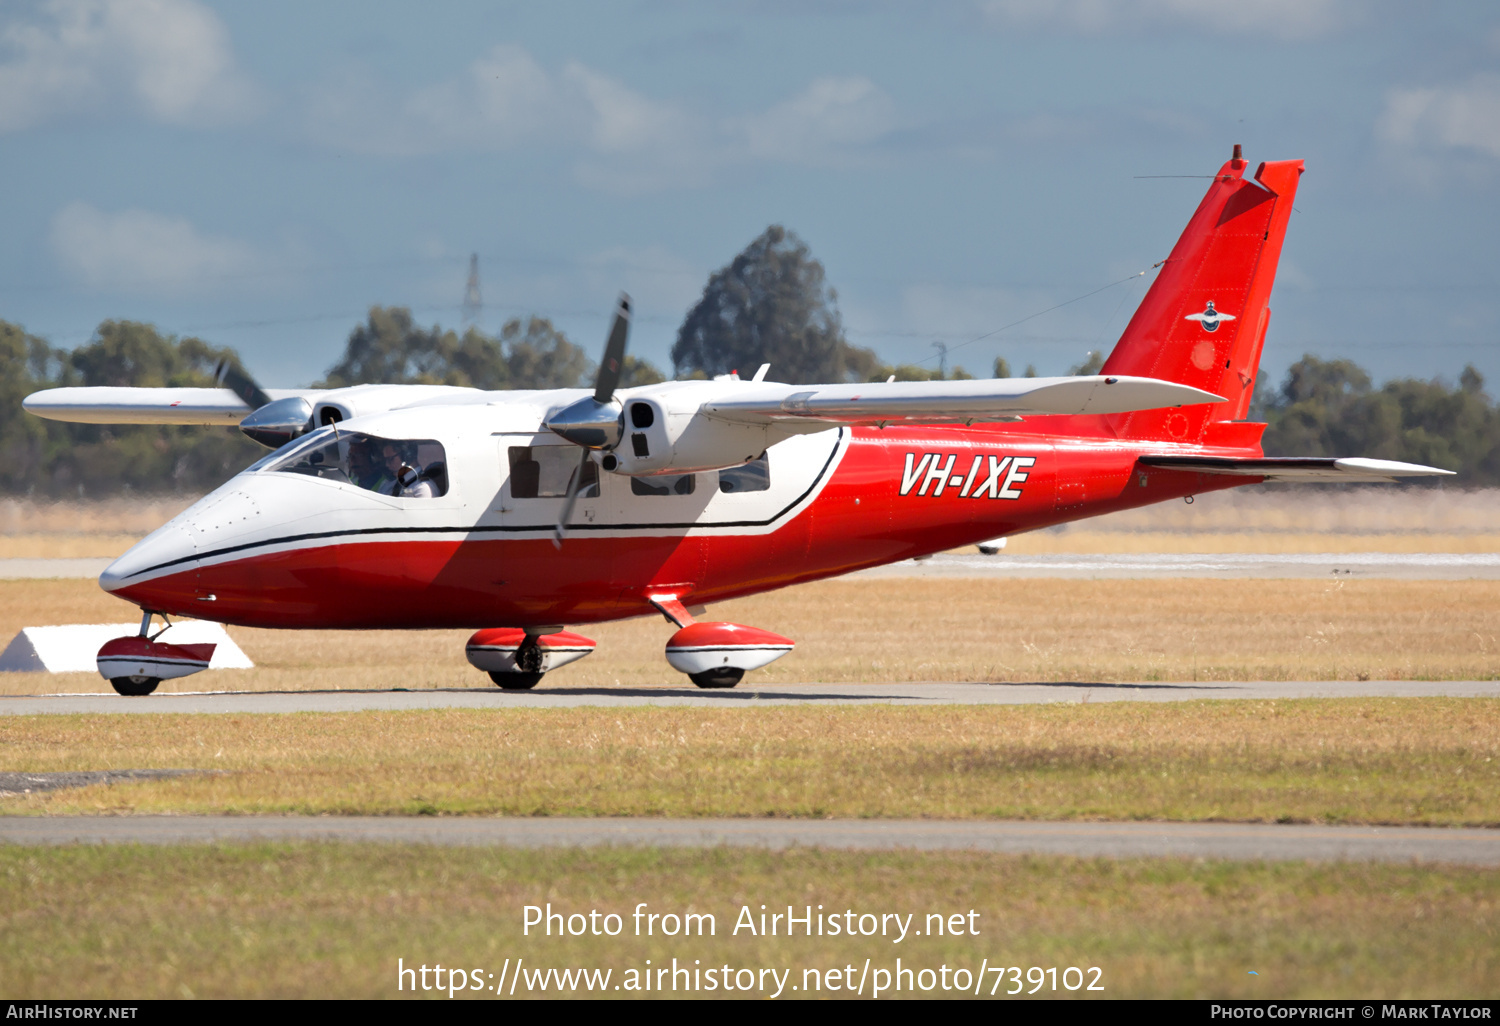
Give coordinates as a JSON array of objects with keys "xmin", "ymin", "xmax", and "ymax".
[
  {"xmin": 931, "ymin": 340, "xmax": 948, "ymax": 380},
  {"xmin": 461, "ymin": 253, "xmax": 482, "ymax": 328}
]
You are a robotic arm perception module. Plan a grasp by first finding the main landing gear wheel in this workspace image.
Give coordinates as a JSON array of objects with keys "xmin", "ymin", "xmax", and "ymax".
[
  {"xmin": 110, "ymin": 675, "xmax": 160, "ymax": 696},
  {"xmin": 689, "ymin": 668, "xmax": 743, "ymax": 689},
  {"xmin": 489, "ymin": 671, "xmax": 544, "ymax": 691}
]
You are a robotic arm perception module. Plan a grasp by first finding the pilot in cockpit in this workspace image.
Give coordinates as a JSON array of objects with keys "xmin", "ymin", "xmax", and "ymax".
[{"xmin": 349, "ymin": 440, "xmax": 383, "ymax": 492}]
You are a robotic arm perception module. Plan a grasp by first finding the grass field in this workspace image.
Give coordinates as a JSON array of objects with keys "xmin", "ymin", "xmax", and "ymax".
[
  {"xmin": 3, "ymin": 576, "xmax": 1497, "ymax": 695},
  {"xmin": 3, "ymin": 488, "xmax": 1496, "ymax": 558},
  {"xmin": 0, "ymin": 844, "xmax": 1493, "ymax": 999},
  {"xmin": 1, "ymin": 700, "xmax": 1495, "ymax": 823}
]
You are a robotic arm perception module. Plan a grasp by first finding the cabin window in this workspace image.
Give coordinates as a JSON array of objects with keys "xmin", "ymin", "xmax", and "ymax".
[
  {"xmin": 630, "ymin": 473, "xmax": 696, "ymax": 496},
  {"xmin": 508, "ymin": 446, "xmax": 597, "ymax": 499},
  {"xmin": 718, "ymin": 453, "xmax": 770, "ymax": 493},
  {"xmin": 268, "ymin": 430, "xmax": 448, "ymax": 497}
]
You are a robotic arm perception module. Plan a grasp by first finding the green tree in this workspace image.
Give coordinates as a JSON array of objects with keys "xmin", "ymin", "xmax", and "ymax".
[
  {"xmin": 0, "ymin": 319, "xmax": 264, "ymax": 497},
  {"xmin": 321, "ymin": 306, "xmax": 665, "ymax": 391},
  {"xmin": 1260, "ymin": 355, "xmax": 1500, "ymax": 484},
  {"xmin": 993, "ymin": 356, "xmax": 1011, "ymax": 378},
  {"xmin": 1068, "ymin": 350, "xmax": 1104, "ymax": 376},
  {"xmin": 501, "ymin": 316, "xmax": 595, "ymax": 389},
  {"xmin": 58, "ymin": 321, "xmax": 262, "ymax": 496},
  {"xmin": 619, "ymin": 355, "xmax": 666, "ymax": 388},
  {"xmin": 0, "ymin": 321, "xmax": 71, "ymax": 494},
  {"xmin": 673, "ymin": 225, "xmax": 879, "ymax": 384},
  {"xmin": 321, "ymin": 307, "xmax": 510, "ymax": 389}
]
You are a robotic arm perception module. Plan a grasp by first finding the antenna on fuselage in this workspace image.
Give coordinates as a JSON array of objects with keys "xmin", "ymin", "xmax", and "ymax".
[{"xmin": 462, "ymin": 253, "xmax": 482, "ymax": 328}]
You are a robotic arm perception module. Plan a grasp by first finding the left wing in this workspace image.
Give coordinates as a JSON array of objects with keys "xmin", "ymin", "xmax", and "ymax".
[
  {"xmin": 22, "ymin": 386, "xmax": 316, "ymax": 425},
  {"xmin": 1138, "ymin": 455, "xmax": 1455, "ymax": 482},
  {"xmin": 700, "ymin": 375, "xmax": 1225, "ymax": 426}
]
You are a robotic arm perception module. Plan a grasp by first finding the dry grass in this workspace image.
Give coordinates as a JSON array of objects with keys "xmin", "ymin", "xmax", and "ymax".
[
  {"xmin": 1, "ymin": 700, "xmax": 1495, "ymax": 824},
  {"xmin": 1, "ymin": 489, "xmax": 1495, "ymax": 558},
  {"xmin": 0, "ymin": 844, "xmax": 1494, "ymax": 999},
  {"xmin": 1005, "ymin": 486, "xmax": 1500, "ymax": 553},
  {"xmin": 0, "ymin": 497, "xmax": 192, "ymax": 558},
  {"xmin": 1, "ymin": 577, "xmax": 1497, "ymax": 696},
  {"xmin": 1000, "ymin": 530, "xmax": 1500, "ymax": 554}
]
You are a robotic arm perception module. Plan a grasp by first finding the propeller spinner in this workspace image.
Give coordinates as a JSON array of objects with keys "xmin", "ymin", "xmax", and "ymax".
[
  {"xmin": 216, "ymin": 358, "xmax": 313, "ymax": 449},
  {"xmin": 546, "ymin": 293, "xmax": 631, "ymax": 548}
]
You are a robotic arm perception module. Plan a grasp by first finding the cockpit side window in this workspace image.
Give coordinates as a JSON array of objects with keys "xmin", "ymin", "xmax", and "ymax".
[{"xmin": 267, "ymin": 431, "xmax": 448, "ymax": 497}]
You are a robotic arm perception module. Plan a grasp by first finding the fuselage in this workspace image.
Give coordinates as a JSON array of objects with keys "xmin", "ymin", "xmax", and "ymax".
[{"xmin": 100, "ymin": 392, "xmax": 1249, "ymax": 630}]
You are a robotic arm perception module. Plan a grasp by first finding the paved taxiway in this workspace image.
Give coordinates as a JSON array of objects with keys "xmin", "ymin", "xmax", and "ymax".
[
  {"xmin": 855, "ymin": 551, "xmax": 1500, "ymax": 580},
  {"xmin": 8, "ymin": 552, "xmax": 1500, "ymax": 582},
  {"xmin": 2, "ymin": 679, "xmax": 1498, "ymax": 714},
  {"xmin": 1, "ymin": 815, "xmax": 1495, "ymax": 865}
]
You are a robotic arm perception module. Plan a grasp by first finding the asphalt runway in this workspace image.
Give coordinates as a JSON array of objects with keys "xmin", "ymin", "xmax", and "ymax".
[
  {"xmin": 855, "ymin": 552, "xmax": 1500, "ymax": 580},
  {"xmin": 3, "ymin": 679, "xmax": 1498, "ymax": 714},
  {"xmin": 7, "ymin": 552, "xmax": 1500, "ymax": 582},
  {"xmin": 1, "ymin": 815, "xmax": 1495, "ymax": 864}
]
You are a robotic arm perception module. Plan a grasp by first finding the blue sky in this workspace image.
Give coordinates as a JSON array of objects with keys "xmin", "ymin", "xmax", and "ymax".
[{"xmin": 2, "ymin": 0, "xmax": 1498, "ymax": 390}]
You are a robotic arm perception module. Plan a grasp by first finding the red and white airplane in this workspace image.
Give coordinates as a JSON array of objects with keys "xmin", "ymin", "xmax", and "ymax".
[{"xmin": 25, "ymin": 149, "xmax": 1451, "ymax": 695}]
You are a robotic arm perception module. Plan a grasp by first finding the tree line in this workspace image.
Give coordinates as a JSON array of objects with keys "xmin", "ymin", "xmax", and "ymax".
[{"xmin": 3, "ymin": 224, "xmax": 1497, "ymax": 495}]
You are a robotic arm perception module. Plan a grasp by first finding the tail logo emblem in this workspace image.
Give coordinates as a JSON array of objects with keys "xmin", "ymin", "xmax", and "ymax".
[{"xmin": 1185, "ymin": 301, "xmax": 1235, "ymax": 332}]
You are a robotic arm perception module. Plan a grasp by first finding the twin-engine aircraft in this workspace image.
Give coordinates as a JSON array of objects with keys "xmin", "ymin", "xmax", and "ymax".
[{"xmin": 26, "ymin": 148, "xmax": 1451, "ymax": 695}]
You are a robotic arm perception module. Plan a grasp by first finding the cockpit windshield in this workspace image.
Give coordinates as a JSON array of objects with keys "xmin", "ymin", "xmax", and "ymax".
[{"xmin": 265, "ymin": 430, "xmax": 448, "ymax": 497}]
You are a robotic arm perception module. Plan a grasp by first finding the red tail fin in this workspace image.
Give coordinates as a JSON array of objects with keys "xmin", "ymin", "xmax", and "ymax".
[{"xmin": 1102, "ymin": 151, "xmax": 1302, "ymax": 446}]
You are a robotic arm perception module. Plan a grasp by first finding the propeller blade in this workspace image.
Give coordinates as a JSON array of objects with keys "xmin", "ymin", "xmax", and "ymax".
[
  {"xmin": 214, "ymin": 358, "xmax": 272, "ymax": 411},
  {"xmin": 593, "ymin": 293, "xmax": 631, "ymax": 404},
  {"xmin": 552, "ymin": 449, "xmax": 593, "ymax": 549}
]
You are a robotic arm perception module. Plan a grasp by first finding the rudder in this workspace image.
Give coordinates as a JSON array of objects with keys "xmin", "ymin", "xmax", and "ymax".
[{"xmin": 1101, "ymin": 149, "xmax": 1303, "ymax": 446}]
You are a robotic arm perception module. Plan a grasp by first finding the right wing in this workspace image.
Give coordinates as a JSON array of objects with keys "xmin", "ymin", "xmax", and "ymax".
[{"xmin": 700, "ymin": 375, "xmax": 1225, "ymax": 426}]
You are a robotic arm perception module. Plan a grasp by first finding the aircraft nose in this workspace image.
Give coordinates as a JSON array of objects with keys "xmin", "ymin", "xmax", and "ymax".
[{"xmin": 100, "ymin": 521, "xmax": 197, "ymax": 595}]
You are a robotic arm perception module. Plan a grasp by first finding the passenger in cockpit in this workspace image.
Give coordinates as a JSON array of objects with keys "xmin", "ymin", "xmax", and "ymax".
[
  {"xmin": 399, "ymin": 467, "xmax": 437, "ymax": 498},
  {"xmin": 377, "ymin": 441, "xmax": 439, "ymax": 498},
  {"xmin": 377, "ymin": 444, "xmax": 407, "ymax": 496}
]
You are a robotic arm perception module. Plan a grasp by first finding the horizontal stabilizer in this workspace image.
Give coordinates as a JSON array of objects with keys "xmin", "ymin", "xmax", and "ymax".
[
  {"xmin": 701, "ymin": 375, "xmax": 1224, "ymax": 426},
  {"xmin": 1139, "ymin": 455, "xmax": 1455, "ymax": 482},
  {"xmin": 23, "ymin": 387, "xmax": 312, "ymax": 425}
]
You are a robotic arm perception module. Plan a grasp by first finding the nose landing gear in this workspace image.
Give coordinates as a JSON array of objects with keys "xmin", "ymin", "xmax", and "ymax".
[{"xmin": 97, "ymin": 610, "xmax": 217, "ymax": 696}]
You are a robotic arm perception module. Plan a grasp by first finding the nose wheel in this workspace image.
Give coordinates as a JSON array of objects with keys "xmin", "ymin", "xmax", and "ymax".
[
  {"xmin": 688, "ymin": 668, "xmax": 744, "ymax": 689},
  {"xmin": 110, "ymin": 674, "xmax": 160, "ymax": 696}
]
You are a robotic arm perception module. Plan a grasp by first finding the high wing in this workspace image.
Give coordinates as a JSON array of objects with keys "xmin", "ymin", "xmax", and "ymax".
[
  {"xmin": 1138, "ymin": 455, "xmax": 1455, "ymax": 482},
  {"xmin": 699, "ymin": 375, "xmax": 1225, "ymax": 426},
  {"xmin": 22, "ymin": 387, "xmax": 318, "ymax": 425}
]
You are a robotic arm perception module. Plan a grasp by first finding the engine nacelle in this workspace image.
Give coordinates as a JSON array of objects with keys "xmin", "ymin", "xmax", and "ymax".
[
  {"xmin": 310, "ymin": 384, "xmax": 481, "ymax": 428},
  {"xmin": 603, "ymin": 381, "xmax": 801, "ymax": 477}
]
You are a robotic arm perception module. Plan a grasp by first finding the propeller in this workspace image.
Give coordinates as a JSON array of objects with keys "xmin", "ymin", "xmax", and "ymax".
[
  {"xmin": 551, "ymin": 293, "xmax": 631, "ymax": 548},
  {"xmin": 214, "ymin": 358, "xmax": 272, "ymax": 411},
  {"xmin": 216, "ymin": 358, "xmax": 314, "ymax": 449}
]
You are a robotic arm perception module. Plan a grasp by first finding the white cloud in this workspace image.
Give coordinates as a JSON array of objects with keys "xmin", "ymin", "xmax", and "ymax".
[
  {"xmin": 1378, "ymin": 74, "xmax": 1500, "ymax": 161},
  {"xmin": 50, "ymin": 202, "xmax": 264, "ymax": 296},
  {"xmin": 0, "ymin": 0, "xmax": 258, "ymax": 132},
  {"xmin": 979, "ymin": 0, "xmax": 1347, "ymax": 40},
  {"xmin": 740, "ymin": 76, "xmax": 895, "ymax": 165},
  {"xmin": 305, "ymin": 45, "xmax": 565, "ymax": 158},
  {"xmin": 302, "ymin": 44, "xmax": 898, "ymax": 191}
]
